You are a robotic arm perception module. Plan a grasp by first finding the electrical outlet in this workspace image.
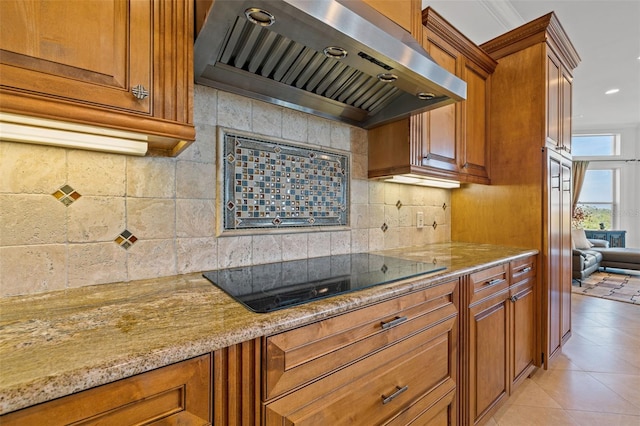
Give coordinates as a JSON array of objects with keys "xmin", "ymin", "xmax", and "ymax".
[{"xmin": 416, "ymin": 212, "xmax": 424, "ymax": 228}]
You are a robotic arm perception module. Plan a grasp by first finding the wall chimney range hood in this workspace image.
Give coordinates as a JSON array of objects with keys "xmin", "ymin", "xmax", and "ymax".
[{"xmin": 194, "ymin": 0, "xmax": 466, "ymax": 129}]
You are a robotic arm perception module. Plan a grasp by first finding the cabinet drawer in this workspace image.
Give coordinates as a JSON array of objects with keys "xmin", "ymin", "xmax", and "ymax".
[
  {"xmin": 264, "ymin": 316, "xmax": 457, "ymax": 426},
  {"xmin": 1, "ymin": 355, "xmax": 211, "ymax": 426},
  {"xmin": 510, "ymin": 256, "xmax": 536, "ymax": 284},
  {"xmin": 469, "ymin": 263, "xmax": 509, "ymax": 304},
  {"xmin": 264, "ymin": 280, "xmax": 458, "ymax": 400}
]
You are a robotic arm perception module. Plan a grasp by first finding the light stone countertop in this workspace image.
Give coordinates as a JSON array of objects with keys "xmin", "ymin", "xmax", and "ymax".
[{"xmin": 0, "ymin": 242, "xmax": 537, "ymax": 415}]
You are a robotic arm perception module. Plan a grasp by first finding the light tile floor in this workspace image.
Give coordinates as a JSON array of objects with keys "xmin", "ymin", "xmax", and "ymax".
[{"xmin": 487, "ymin": 292, "xmax": 640, "ymax": 425}]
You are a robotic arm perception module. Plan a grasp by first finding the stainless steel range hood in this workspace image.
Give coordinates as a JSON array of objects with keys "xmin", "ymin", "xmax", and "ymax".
[{"xmin": 194, "ymin": 0, "xmax": 466, "ymax": 129}]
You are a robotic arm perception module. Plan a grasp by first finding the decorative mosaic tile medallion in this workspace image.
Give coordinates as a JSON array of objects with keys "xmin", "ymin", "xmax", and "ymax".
[
  {"xmin": 114, "ymin": 229, "xmax": 138, "ymax": 249},
  {"xmin": 220, "ymin": 130, "xmax": 349, "ymax": 232},
  {"xmin": 52, "ymin": 184, "xmax": 81, "ymax": 206}
]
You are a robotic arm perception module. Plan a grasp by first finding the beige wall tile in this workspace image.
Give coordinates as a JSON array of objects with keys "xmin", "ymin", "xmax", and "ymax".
[
  {"xmin": 330, "ymin": 230, "xmax": 351, "ymax": 255},
  {"xmin": 176, "ymin": 237, "xmax": 217, "ymax": 274},
  {"xmin": 307, "ymin": 116, "xmax": 331, "ymax": 148},
  {"xmin": 218, "ymin": 91, "xmax": 251, "ymax": 131},
  {"xmin": 351, "ymin": 229, "xmax": 369, "ymax": 253},
  {"xmin": 369, "ymin": 227, "xmax": 384, "ymax": 252},
  {"xmin": 127, "ymin": 239, "xmax": 176, "ymax": 281},
  {"xmin": 68, "ymin": 242, "xmax": 126, "ymax": 288},
  {"xmin": 282, "ymin": 109, "xmax": 308, "ymax": 142},
  {"xmin": 126, "ymin": 157, "xmax": 175, "ymax": 198},
  {"xmin": 281, "ymin": 233, "xmax": 308, "ymax": 261},
  {"xmin": 176, "ymin": 199, "xmax": 215, "ymax": 238},
  {"xmin": 0, "ymin": 142, "xmax": 66, "ymax": 194},
  {"xmin": 369, "ymin": 204, "xmax": 385, "ymax": 229},
  {"xmin": 351, "ymin": 179, "xmax": 369, "ymax": 204},
  {"xmin": 0, "ymin": 245, "xmax": 67, "ymax": 296},
  {"xmin": 369, "ymin": 180, "xmax": 385, "ymax": 204},
  {"xmin": 308, "ymin": 231, "xmax": 331, "ymax": 257},
  {"xmin": 178, "ymin": 123, "xmax": 217, "ymax": 163},
  {"xmin": 252, "ymin": 100, "xmax": 282, "ymax": 138},
  {"xmin": 217, "ymin": 236, "xmax": 252, "ymax": 268},
  {"xmin": 67, "ymin": 150, "xmax": 126, "ymax": 196},
  {"xmin": 351, "ymin": 153, "xmax": 368, "ymax": 180},
  {"xmin": 0, "ymin": 194, "xmax": 66, "ymax": 245},
  {"xmin": 330, "ymin": 124, "xmax": 350, "ymax": 151},
  {"xmin": 68, "ymin": 196, "xmax": 126, "ymax": 243},
  {"xmin": 193, "ymin": 85, "xmax": 217, "ymax": 126},
  {"xmin": 127, "ymin": 198, "xmax": 175, "ymax": 239},
  {"xmin": 176, "ymin": 160, "xmax": 215, "ymax": 199},
  {"xmin": 351, "ymin": 204, "xmax": 369, "ymax": 229},
  {"xmin": 351, "ymin": 127, "xmax": 367, "ymax": 155},
  {"xmin": 252, "ymin": 234, "xmax": 282, "ymax": 264}
]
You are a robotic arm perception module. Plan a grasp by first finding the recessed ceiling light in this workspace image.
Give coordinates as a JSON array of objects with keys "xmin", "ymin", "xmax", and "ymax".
[{"xmin": 605, "ymin": 88, "xmax": 620, "ymax": 95}]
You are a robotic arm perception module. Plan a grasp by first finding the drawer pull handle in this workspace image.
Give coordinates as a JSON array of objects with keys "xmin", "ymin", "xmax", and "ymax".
[
  {"xmin": 382, "ymin": 385, "xmax": 408, "ymax": 404},
  {"xmin": 484, "ymin": 278, "xmax": 503, "ymax": 286},
  {"xmin": 522, "ymin": 267, "xmax": 532, "ymax": 273},
  {"xmin": 380, "ymin": 316, "xmax": 408, "ymax": 330}
]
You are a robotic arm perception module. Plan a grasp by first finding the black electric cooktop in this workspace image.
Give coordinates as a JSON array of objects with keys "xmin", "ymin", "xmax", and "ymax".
[{"xmin": 203, "ymin": 253, "xmax": 445, "ymax": 313}]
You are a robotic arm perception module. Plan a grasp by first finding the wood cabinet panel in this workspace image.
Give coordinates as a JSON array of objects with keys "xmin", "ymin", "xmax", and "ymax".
[
  {"xmin": 454, "ymin": 13, "xmax": 579, "ymax": 371},
  {"xmin": 264, "ymin": 281, "xmax": 457, "ymax": 400},
  {"xmin": 264, "ymin": 317, "xmax": 457, "ymax": 426},
  {"xmin": 0, "ymin": 355, "xmax": 211, "ymax": 426},
  {"xmin": 468, "ymin": 292, "xmax": 509, "ymax": 424},
  {"xmin": 362, "ymin": 0, "xmax": 421, "ymax": 37},
  {"xmin": 368, "ymin": 7, "xmax": 496, "ymax": 185},
  {"xmin": 469, "ymin": 263, "xmax": 509, "ymax": 304},
  {"xmin": 0, "ymin": 0, "xmax": 195, "ymax": 156},
  {"xmin": 213, "ymin": 339, "xmax": 261, "ymax": 426}
]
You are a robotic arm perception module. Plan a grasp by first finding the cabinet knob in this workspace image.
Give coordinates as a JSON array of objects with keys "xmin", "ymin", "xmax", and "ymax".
[
  {"xmin": 132, "ymin": 84, "xmax": 149, "ymax": 100},
  {"xmin": 510, "ymin": 295, "xmax": 518, "ymax": 302}
]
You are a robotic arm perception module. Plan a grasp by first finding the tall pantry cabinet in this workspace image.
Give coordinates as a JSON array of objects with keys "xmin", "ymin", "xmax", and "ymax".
[{"xmin": 451, "ymin": 13, "xmax": 580, "ymax": 367}]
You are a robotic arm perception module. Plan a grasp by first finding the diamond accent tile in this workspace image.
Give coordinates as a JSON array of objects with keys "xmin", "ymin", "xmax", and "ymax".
[
  {"xmin": 115, "ymin": 229, "xmax": 138, "ymax": 249},
  {"xmin": 381, "ymin": 223, "xmax": 388, "ymax": 232},
  {"xmin": 52, "ymin": 184, "xmax": 81, "ymax": 206},
  {"xmin": 221, "ymin": 131, "xmax": 349, "ymax": 231},
  {"xmin": 432, "ymin": 221, "xmax": 438, "ymax": 230},
  {"xmin": 396, "ymin": 200, "xmax": 402, "ymax": 210}
]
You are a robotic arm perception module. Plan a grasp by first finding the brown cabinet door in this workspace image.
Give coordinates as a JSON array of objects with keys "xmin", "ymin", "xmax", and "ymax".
[
  {"xmin": 468, "ymin": 291, "xmax": 509, "ymax": 425},
  {"xmin": 545, "ymin": 51, "xmax": 562, "ymax": 151},
  {"xmin": 422, "ymin": 32, "xmax": 460, "ymax": 174},
  {"xmin": 561, "ymin": 162, "xmax": 572, "ymax": 342},
  {"xmin": 561, "ymin": 70, "xmax": 573, "ymax": 155},
  {"xmin": 510, "ymin": 279, "xmax": 535, "ymax": 388},
  {"xmin": 0, "ymin": 0, "xmax": 152, "ymax": 114},
  {"xmin": 546, "ymin": 153, "xmax": 563, "ymax": 362},
  {"xmin": 460, "ymin": 61, "xmax": 490, "ymax": 180}
]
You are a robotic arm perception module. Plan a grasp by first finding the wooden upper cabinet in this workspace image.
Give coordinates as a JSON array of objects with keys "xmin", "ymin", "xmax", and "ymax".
[
  {"xmin": 368, "ymin": 7, "xmax": 496, "ymax": 184},
  {"xmin": 0, "ymin": 0, "xmax": 195, "ymax": 156},
  {"xmin": 481, "ymin": 12, "xmax": 579, "ymax": 160},
  {"xmin": 362, "ymin": 0, "xmax": 422, "ymax": 38}
]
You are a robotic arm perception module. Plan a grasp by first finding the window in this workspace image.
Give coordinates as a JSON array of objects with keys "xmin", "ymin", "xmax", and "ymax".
[
  {"xmin": 575, "ymin": 169, "xmax": 618, "ymax": 229},
  {"xmin": 571, "ymin": 134, "xmax": 619, "ymax": 156}
]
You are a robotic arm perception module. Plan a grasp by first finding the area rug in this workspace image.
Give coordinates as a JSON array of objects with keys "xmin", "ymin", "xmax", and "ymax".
[{"xmin": 572, "ymin": 271, "xmax": 640, "ymax": 304}]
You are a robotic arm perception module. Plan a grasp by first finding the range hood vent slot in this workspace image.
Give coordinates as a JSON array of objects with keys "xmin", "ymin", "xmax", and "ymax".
[{"xmin": 195, "ymin": 0, "xmax": 466, "ymax": 129}]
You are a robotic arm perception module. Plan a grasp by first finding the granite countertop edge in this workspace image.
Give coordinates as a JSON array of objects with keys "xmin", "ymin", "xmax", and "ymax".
[{"xmin": 0, "ymin": 243, "xmax": 538, "ymax": 415}]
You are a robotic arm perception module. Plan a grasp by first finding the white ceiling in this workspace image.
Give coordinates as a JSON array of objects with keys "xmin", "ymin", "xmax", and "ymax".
[{"xmin": 422, "ymin": 0, "xmax": 640, "ymax": 131}]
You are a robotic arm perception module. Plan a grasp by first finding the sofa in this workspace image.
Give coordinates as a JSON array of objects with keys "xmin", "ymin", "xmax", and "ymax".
[
  {"xmin": 573, "ymin": 238, "xmax": 609, "ymax": 282},
  {"xmin": 572, "ymin": 229, "xmax": 640, "ymax": 283}
]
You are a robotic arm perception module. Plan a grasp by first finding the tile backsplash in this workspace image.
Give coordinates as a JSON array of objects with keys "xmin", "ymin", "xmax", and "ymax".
[{"xmin": 0, "ymin": 85, "xmax": 451, "ymax": 297}]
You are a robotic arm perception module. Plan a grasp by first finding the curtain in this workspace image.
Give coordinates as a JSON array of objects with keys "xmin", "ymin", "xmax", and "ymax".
[{"xmin": 572, "ymin": 160, "xmax": 590, "ymax": 213}]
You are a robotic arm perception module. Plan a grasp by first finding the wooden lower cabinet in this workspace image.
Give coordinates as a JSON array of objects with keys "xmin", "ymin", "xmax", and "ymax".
[
  {"xmin": 0, "ymin": 355, "xmax": 212, "ymax": 426},
  {"xmin": 462, "ymin": 256, "xmax": 538, "ymax": 426},
  {"xmin": 263, "ymin": 280, "xmax": 459, "ymax": 426}
]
